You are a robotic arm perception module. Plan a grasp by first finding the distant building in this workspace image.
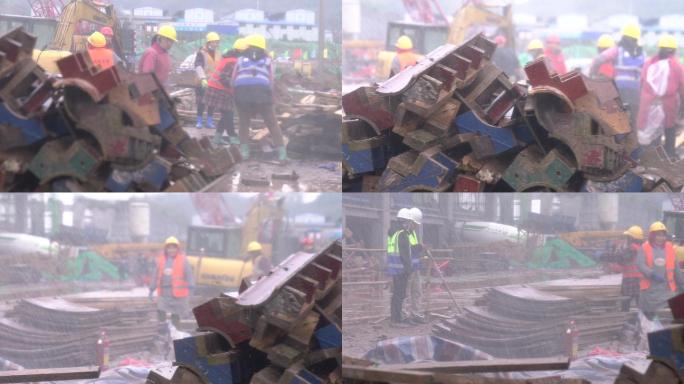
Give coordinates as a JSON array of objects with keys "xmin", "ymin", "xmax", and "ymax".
[
  {"xmin": 222, "ymin": 8, "xmax": 330, "ymax": 42},
  {"xmin": 185, "ymin": 8, "xmax": 214, "ymax": 24}
]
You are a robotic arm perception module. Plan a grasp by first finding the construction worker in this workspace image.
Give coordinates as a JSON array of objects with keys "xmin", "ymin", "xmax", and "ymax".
[
  {"xmin": 589, "ymin": 23, "xmax": 645, "ymax": 123},
  {"xmin": 637, "ymin": 35, "xmax": 684, "ymax": 158},
  {"xmin": 406, "ymin": 207, "xmax": 426, "ymax": 324},
  {"xmin": 491, "ymin": 34, "xmax": 521, "ymax": 80},
  {"xmin": 139, "ymin": 25, "xmax": 177, "ymax": 88},
  {"xmin": 86, "ymin": 32, "xmax": 115, "ymax": 70},
  {"xmin": 99, "ymin": 26, "xmax": 123, "ymax": 64},
  {"xmin": 526, "ymin": 39, "xmax": 545, "ymax": 63},
  {"xmin": 246, "ymin": 241, "xmax": 271, "ymax": 280},
  {"xmin": 608, "ymin": 226, "xmax": 645, "ymax": 311},
  {"xmin": 207, "ymin": 38, "xmax": 247, "ymax": 145},
  {"xmin": 390, "ymin": 35, "xmax": 418, "ymax": 77},
  {"xmin": 544, "ymin": 34, "xmax": 567, "ymax": 75},
  {"xmin": 231, "ymin": 34, "xmax": 287, "ymax": 162},
  {"xmin": 194, "ymin": 32, "xmax": 222, "ymax": 129},
  {"xmin": 637, "ymin": 221, "xmax": 684, "ymax": 320},
  {"xmin": 149, "ymin": 236, "xmax": 194, "ymax": 328},
  {"xmin": 301, "ymin": 237, "xmax": 316, "ymax": 253},
  {"xmin": 387, "ymin": 208, "xmax": 419, "ymax": 326},
  {"xmin": 591, "ymin": 34, "xmax": 617, "ymax": 80}
]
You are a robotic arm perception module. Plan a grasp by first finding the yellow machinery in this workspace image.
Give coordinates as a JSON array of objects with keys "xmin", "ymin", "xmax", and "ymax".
[
  {"xmin": 662, "ymin": 211, "xmax": 684, "ymax": 265},
  {"xmin": 90, "ymin": 197, "xmax": 285, "ymax": 289},
  {"xmin": 376, "ymin": 1, "xmax": 514, "ymax": 79},
  {"xmin": 33, "ymin": 0, "xmax": 131, "ymax": 73}
]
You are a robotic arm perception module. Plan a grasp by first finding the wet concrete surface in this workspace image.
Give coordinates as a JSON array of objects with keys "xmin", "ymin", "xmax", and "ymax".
[{"xmin": 185, "ymin": 126, "xmax": 341, "ymax": 192}]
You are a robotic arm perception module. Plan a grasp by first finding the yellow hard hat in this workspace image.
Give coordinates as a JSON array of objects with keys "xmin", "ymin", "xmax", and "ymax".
[
  {"xmin": 649, "ymin": 221, "xmax": 668, "ymax": 233},
  {"xmin": 658, "ymin": 34, "xmax": 679, "ymax": 50},
  {"xmin": 623, "ymin": 226, "xmax": 644, "ymax": 241},
  {"xmin": 527, "ymin": 39, "xmax": 544, "ymax": 51},
  {"xmin": 396, "ymin": 35, "xmax": 413, "ymax": 50},
  {"xmin": 233, "ymin": 38, "xmax": 248, "ymax": 51},
  {"xmin": 621, "ymin": 23, "xmax": 641, "ymax": 40},
  {"xmin": 245, "ymin": 34, "xmax": 266, "ymax": 50},
  {"xmin": 247, "ymin": 241, "xmax": 263, "ymax": 252},
  {"xmin": 165, "ymin": 236, "xmax": 180, "ymax": 246},
  {"xmin": 87, "ymin": 31, "xmax": 107, "ymax": 48},
  {"xmin": 597, "ymin": 34, "xmax": 616, "ymax": 49},
  {"xmin": 157, "ymin": 25, "xmax": 178, "ymax": 42},
  {"xmin": 206, "ymin": 32, "xmax": 220, "ymax": 42}
]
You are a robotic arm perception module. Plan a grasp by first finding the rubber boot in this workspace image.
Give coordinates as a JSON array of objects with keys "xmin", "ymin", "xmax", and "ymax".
[
  {"xmin": 206, "ymin": 115, "xmax": 216, "ymax": 129},
  {"xmin": 240, "ymin": 143, "xmax": 250, "ymax": 160},
  {"xmin": 195, "ymin": 115, "xmax": 203, "ymax": 128},
  {"xmin": 213, "ymin": 130, "xmax": 228, "ymax": 145},
  {"xmin": 277, "ymin": 146, "xmax": 289, "ymax": 162}
]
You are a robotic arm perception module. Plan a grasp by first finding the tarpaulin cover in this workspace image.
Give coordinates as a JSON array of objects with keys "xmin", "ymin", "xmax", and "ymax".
[{"xmin": 529, "ymin": 239, "xmax": 597, "ymax": 269}]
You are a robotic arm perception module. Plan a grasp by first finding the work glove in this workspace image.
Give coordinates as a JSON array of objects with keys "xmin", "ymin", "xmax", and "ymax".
[
  {"xmin": 651, "ymin": 274, "xmax": 666, "ymax": 284},
  {"xmin": 201, "ymin": 79, "xmax": 208, "ymax": 88}
]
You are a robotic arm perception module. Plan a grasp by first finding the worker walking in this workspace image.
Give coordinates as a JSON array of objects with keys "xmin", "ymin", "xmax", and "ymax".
[
  {"xmin": 590, "ymin": 23, "xmax": 645, "ymax": 122},
  {"xmin": 637, "ymin": 222, "xmax": 684, "ymax": 320},
  {"xmin": 99, "ymin": 26, "xmax": 123, "ymax": 65},
  {"xmin": 149, "ymin": 236, "xmax": 194, "ymax": 328},
  {"xmin": 139, "ymin": 25, "xmax": 177, "ymax": 88},
  {"xmin": 390, "ymin": 35, "xmax": 418, "ymax": 77},
  {"xmin": 544, "ymin": 34, "xmax": 567, "ymax": 75},
  {"xmin": 636, "ymin": 35, "xmax": 684, "ymax": 158},
  {"xmin": 387, "ymin": 208, "xmax": 419, "ymax": 326},
  {"xmin": 86, "ymin": 32, "xmax": 115, "ymax": 70},
  {"xmin": 406, "ymin": 207, "xmax": 426, "ymax": 324},
  {"xmin": 491, "ymin": 35, "xmax": 521, "ymax": 80},
  {"xmin": 246, "ymin": 241, "xmax": 271, "ymax": 280},
  {"xmin": 231, "ymin": 34, "xmax": 287, "ymax": 162},
  {"xmin": 591, "ymin": 34, "xmax": 617, "ymax": 80},
  {"xmin": 207, "ymin": 38, "xmax": 247, "ymax": 145},
  {"xmin": 194, "ymin": 32, "xmax": 222, "ymax": 129}
]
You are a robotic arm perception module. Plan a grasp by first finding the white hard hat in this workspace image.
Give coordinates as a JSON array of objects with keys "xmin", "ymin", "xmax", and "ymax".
[
  {"xmin": 397, "ymin": 208, "xmax": 412, "ymax": 221},
  {"xmin": 409, "ymin": 207, "xmax": 423, "ymax": 225}
]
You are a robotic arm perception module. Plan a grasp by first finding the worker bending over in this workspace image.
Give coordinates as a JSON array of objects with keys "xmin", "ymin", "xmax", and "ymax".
[
  {"xmin": 232, "ymin": 34, "xmax": 287, "ymax": 162},
  {"xmin": 207, "ymin": 38, "xmax": 247, "ymax": 145},
  {"xmin": 194, "ymin": 32, "xmax": 222, "ymax": 129},
  {"xmin": 637, "ymin": 222, "xmax": 684, "ymax": 320},
  {"xmin": 149, "ymin": 236, "xmax": 194, "ymax": 328}
]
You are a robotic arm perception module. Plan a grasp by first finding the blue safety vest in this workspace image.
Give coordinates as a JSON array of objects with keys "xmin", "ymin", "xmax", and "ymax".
[
  {"xmin": 386, "ymin": 230, "xmax": 418, "ymax": 276},
  {"xmin": 233, "ymin": 56, "xmax": 271, "ymax": 88},
  {"xmin": 615, "ymin": 46, "xmax": 645, "ymax": 90}
]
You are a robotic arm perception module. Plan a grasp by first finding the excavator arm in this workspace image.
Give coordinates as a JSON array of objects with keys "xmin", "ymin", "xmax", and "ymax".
[{"xmin": 447, "ymin": 2, "xmax": 515, "ymax": 50}]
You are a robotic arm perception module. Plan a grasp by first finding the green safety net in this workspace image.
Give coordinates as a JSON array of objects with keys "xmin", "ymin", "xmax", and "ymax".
[
  {"xmin": 528, "ymin": 238, "xmax": 597, "ymax": 269},
  {"xmin": 59, "ymin": 251, "xmax": 121, "ymax": 281}
]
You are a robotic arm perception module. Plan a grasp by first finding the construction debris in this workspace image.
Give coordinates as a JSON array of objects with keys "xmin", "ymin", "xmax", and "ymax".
[
  {"xmin": 146, "ymin": 240, "xmax": 342, "ymax": 384},
  {"xmin": 0, "ymin": 296, "xmax": 159, "ymax": 368},
  {"xmin": 0, "ymin": 365, "xmax": 100, "ymax": 383},
  {"xmin": 433, "ymin": 285, "xmax": 633, "ymax": 359},
  {"xmin": 342, "ymin": 33, "xmax": 682, "ymax": 192},
  {"xmin": 0, "ymin": 27, "xmax": 241, "ymax": 192}
]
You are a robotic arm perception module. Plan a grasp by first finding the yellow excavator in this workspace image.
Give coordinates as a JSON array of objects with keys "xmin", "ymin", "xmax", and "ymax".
[
  {"xmin": 376, "ymin": 0, "xmax": 514, "ymax": 79},
  {"xmin": 32, "ymin": 0, "xmax": 132, "ymax": 73},
  {"xmin": 89, "ymin": 197, "xmax": 286, "ymax": 290}
]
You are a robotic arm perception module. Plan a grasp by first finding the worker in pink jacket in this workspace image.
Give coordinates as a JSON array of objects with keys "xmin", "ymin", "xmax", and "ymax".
[
  {"xmin": 637, "ymin": 35, "xmax": 684, "ymax": 158},
  {"xmin": 138, "ymin": 25, "xmax": 176, "ymax": 88}
]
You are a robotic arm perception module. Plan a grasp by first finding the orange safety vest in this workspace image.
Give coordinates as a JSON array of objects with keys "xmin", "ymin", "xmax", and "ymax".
[
  {"xmin": 396, "ymin": 50, "xmax": 418, "ymax": 71},
  {"xmin": 88, "ymin": 48, "xmax": 115, "ymax": 70},
  {"xmin": 208, "ymin": 56, "xmax": 237, "ymax": 92},
  {"xmin": 640, "ymin": 241, "xmax": 677, "ymax": 292},
  {"xmin": 199, "ymin": 46, "xmax": 219, "ymax": 78},
  {"xmin": 156, "ymin": 254, "xmax": 190, "ymax": 298}
]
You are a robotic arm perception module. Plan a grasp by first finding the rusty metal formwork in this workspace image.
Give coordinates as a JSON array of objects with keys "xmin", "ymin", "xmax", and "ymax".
[
  {"xmin": 0, "ymin": 27, "xmax": 240, "ymax": 192},
  {"xmin": 146, "ymin": 240, "xmax": 342, "ymax": 384},
  {"xmin": 342, "ymin": 34, "xmax": 683, "ymax": 192}
]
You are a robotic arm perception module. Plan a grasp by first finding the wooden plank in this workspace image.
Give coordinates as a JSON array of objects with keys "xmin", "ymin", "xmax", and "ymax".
[
  {"xmin": 0, "ymin": 366, "xmax": 100, "ymax": 383},
  {"xmin": 383, "ymin": 357, "xmax": 570, "ymax": 374}
]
